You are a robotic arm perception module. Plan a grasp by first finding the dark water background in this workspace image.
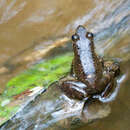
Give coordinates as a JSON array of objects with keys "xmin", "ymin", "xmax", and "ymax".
[{"xmin": 0, "ymin": 0, "xmax": 130, "ymax": 129}]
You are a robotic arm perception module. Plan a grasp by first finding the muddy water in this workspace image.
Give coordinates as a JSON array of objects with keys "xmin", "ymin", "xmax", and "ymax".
[{"xmin": 0, "ymin": 0, "xmax": 130, "ymax": 129}]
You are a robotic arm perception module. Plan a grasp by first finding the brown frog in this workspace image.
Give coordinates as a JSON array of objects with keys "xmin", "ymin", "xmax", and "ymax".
[{"xmin": 59, "ymin": 25, "xmax": 120, "ymax": 100}]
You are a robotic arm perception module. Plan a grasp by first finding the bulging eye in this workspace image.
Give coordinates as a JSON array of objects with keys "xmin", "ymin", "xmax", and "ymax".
[
  {"xmin": 72, "ymin": 34, "xmax": 79, "ymax": 42},
  {"xmin": 86, "ymin": 32, "xmax": 93, "ymax": 39}
]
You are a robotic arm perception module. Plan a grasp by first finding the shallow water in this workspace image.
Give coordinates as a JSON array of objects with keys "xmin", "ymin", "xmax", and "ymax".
[{"xmin": 0, "ymin": 0, "xmax": 130, "ymax": 129}]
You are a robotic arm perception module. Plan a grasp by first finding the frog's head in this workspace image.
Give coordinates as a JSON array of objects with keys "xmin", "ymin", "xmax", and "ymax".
[
  {"xmin": 72, "ymin": 25, "xmax": 94, "ymax": 43},
  {"xmin": 72, "ymin": 25, "xmax": 94, "ymax": 51}
]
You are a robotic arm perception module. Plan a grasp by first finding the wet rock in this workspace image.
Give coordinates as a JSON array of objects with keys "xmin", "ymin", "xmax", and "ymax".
[{"xmin": 0, "ymin": 82, "xmax": 111, "ymax": 130}]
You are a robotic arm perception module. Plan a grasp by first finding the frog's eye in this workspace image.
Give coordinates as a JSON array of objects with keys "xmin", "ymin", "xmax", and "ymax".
[
  {"xmin": 72, "ymin": 34, "xmax": 79, "ymax": 42},
  {"xmin": 86, "ymin": 32, "xmax": 93, "ymax": 39}
]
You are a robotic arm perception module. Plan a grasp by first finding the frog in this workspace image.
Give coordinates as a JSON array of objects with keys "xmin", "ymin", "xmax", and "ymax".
[{"xmin": 59, "ymin": 25, "xmax": 120, "ymax": 100}]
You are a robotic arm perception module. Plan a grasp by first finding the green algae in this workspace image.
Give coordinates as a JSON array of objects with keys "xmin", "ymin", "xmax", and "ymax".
[
  {"xmin": 0, "ymin": 52, "xmax": 73, "ymax": 125},
  {"xmin": 5, "ymin": 53, "xmax": 73, "ymax": 97},
  {"xmin": 0, "ymin": 105, "xmax": 19, "ymax": 118}
]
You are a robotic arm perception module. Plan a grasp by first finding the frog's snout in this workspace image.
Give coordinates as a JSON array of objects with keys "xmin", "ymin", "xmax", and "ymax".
[
  {"xmin": 77, "ymin": 25, "xmax": 86, "ymax": 31},
  {"xmin": 76, "ymin": 25, "xmax": 87, "ymax": 36}
]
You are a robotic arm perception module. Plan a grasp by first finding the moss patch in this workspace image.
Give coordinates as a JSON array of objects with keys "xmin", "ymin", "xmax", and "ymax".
[
  {"xmin": 0, "ymin": 53, "xmax": 73, "ymax": 125},
  {"xmin": 5, "ymin": 53, "xmax": 73, "ymax": 97}
]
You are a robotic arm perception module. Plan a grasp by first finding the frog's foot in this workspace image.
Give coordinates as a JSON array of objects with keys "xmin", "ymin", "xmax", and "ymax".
[
  {"xmin": 59, "ymin": 78, "xmax": 88, "ymax": 100},
  {"xmin": 104, "ymin": 61, "xmax": 120, "ymax": 77}
]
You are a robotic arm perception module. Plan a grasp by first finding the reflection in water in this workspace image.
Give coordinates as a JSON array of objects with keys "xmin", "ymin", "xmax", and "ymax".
[{"xmin": 0, "ymin": 0, "xmax": 130, "ymax": 129}]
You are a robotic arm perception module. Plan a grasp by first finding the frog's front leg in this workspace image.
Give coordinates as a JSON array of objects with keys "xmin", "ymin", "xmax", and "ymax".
[
  {"xmin": 70, "ymin": 59, "xmax": 74, "ymax": 76},
  {"xmin": 101, "ymin": 78, "xmax": 116, "ymax": 98},
  {"xmin": 104, "ymin": 60, "xmax": 120, "ymax": 77},
  {"xmin": 59, "ymin": 76, "xmax": 89, "ymax": 100}
]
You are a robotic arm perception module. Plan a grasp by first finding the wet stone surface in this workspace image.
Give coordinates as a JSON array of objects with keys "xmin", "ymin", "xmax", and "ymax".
[{"xmin": 0, "ymin": 82, "xmax": 111, "ymax": 130}]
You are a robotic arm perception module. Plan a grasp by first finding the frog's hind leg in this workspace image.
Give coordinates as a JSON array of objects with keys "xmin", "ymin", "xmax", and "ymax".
[
  {"xmin": 101, "ymin": 79, "xmax": 116, "ymax": 98},
  {"xmin": 59, "ymin": 77, "xmax": 88, "ymax": 100},
  {"xmin": 97, "ymin": 78, "xmax": 119, "ymax": 103},
  {"xmin": 99, "ymin": 60, "xmax": 120, "ymax": 98}
]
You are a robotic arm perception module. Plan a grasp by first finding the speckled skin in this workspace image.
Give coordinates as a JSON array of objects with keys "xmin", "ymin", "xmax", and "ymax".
[{"xmin": 59, "ymin": 25, "xmax": 120, "ymax": 100}]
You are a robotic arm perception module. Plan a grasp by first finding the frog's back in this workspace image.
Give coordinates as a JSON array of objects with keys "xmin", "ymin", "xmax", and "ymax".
[{"xmin": 72, "ymin": 25, "xmax": 103, "ymax": 86}]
